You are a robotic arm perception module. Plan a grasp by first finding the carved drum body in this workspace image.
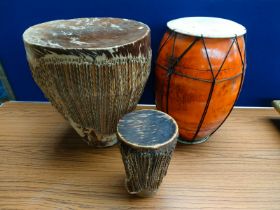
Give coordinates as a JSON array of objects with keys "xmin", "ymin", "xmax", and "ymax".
[
  {"xmin": 155, "ymin": 17, "xmax": 246, "ymax": 144},
  {"xmin": 23, "ymin": 18, "xmax": 151, "ymax": 147}
]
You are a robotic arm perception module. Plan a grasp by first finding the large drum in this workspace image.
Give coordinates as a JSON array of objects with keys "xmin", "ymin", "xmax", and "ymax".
[
  {"xmin": 23, "ymin": 18, "xmax": 151, "ymax": 147},
  {"xmin": 155, "ymin": 17, "xmax": 246, "ymax": 144}
]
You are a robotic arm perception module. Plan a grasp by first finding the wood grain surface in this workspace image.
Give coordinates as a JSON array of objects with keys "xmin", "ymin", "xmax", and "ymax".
[{"xmin": 0, "ymin": 102, "xmax": 280, "ymax": 209}]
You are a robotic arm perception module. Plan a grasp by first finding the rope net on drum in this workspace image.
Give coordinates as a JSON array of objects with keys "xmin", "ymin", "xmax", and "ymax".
[
  {"xmin": 208, "ymin": 34, "xmax": 246, "ymax": 138},
  {"xmin": 156, "ymin": 30, "xmax": 246, "ymax": 142}
]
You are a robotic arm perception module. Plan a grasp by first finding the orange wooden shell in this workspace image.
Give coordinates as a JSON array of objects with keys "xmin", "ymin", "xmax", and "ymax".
[{"xmin": 155, "ymin": 30, "xmax": 246, "ymax": 143}]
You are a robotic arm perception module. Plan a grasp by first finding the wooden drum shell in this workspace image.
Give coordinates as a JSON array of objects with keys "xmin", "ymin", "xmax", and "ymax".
[{"xmin": 155, "ymin": 30, "xmax": 246, "ymax": 142}]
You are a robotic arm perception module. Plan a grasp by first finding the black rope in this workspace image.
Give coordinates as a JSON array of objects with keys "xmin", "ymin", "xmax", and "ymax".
[
  {"xmin": 208, "ymin": 35, "xmax": 246, "ymax": 137},
  {"xmin": 202, "ymin": 36, "xmax": 215, "ymax": 80},
  {"xmin": 171, "ymin": 37, "xmax": 200, "ymax": 68},
  {"xmin": 165, "ymin": 34, "xmax": 200, "ymax": 113},
  {"xmin": 165, "ymin": 32, "xmax": 177, "ymax": 113},
  {"xmin": 158, "ymin": 31, "xmax": 176, "ymax": 111},
  {"xmin": 190, "ymin": 36, "xmax": 215, "ymax": 141},
  {"xmin": 191, "ymin": 36, "xmax": 236, "ymax": 141},
  {"xmin": 214, "ymin": 37, "xmax": 237, "ymax": 79},
  {"xmin": 160, "ymin": 31, "xmax": 200, "ymax": 113},
  {"xmin": 157, "ymin": 30, "xmax": 176, "ymax": 58},
  {"xmin": 156, "ymin": 62, "xmax": 243, "ymax": 83}
]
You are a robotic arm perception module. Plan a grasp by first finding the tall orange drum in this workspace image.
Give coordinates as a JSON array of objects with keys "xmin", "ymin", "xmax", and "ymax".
[{"xmin": 155, "ymin": 17, "xmax": 246, "ymax": 144}]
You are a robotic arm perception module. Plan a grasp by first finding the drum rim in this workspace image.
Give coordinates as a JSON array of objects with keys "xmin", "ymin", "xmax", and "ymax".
[
  {"xmin": 117, "ymin": 109, "xmax": 179, "ymax": 149},
  {"xmin": 167, "ymin": 16, "xmax": 246, "ymax": 38}
]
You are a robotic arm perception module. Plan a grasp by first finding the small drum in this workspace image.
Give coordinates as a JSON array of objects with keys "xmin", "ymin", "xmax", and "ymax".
[
  {"xmin": 155, "ymin": 17, "xmax": 246, "ymax": 144},
  {"xmin": 117, "ymin": 109, "xmax": 178, "ymax": 197}
]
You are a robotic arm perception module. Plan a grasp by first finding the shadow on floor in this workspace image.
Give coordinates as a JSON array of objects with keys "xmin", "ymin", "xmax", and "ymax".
[
  {"xmin": 50, "ymin": 126, "xmax": 119, "ymax": 165},
  {"xmin": 269, "ymin": 118, "xmax": 280, "ymax": 133}
]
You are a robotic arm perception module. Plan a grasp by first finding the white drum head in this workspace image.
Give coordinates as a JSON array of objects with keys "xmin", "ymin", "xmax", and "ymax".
[{"xmin": 167, "ymin": 17, "xmax": 246, "ymax": 38}]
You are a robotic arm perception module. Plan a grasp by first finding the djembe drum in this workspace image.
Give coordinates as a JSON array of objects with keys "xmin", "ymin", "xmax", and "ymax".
[
  {"xmin": 23, "ymin": 18, "xmax": 151, "ymax": 147},
  {"xmin": 155, "ymin": 17, "xmax": 246, "ymax": 144}
]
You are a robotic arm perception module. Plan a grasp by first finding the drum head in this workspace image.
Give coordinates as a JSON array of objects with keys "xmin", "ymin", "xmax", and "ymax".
[
  {"xmin": 167, "ymin": 17, "xmax": 246, "ymax": 38},
  {"xmin": 23, "ymin": 18, "xmax": 150, "ymax": 49}
]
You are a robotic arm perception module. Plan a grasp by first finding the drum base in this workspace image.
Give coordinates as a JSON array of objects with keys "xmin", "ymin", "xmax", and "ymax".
[
  {"xmin": 85, "ymin": 133, "xmax": 118, "ymax": 148},
  {"xmin": 125, "ymin": 179, "xmax": 157, "ymax": 197},
  {"xmin": 178, "ymin": 135, "xmax": 210, "ymax": 145},
  {"xmin": 136, "ymin": 190, "xmax": 157, "ymax": 197},
  {"xmin": 69, "ymin": 119, "xmax": 118, "ymax": 147}
]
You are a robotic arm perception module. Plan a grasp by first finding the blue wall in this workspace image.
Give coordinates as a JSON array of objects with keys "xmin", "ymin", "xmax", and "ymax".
[{"xmin": 0, "ymin": 0, "xmax": 279, "ymax": 106}]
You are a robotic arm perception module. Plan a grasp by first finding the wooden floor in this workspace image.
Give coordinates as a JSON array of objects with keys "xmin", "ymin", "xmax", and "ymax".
[{"xmin": 0, "ymin": 102, "xmax": 280, "ymax": 209}]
